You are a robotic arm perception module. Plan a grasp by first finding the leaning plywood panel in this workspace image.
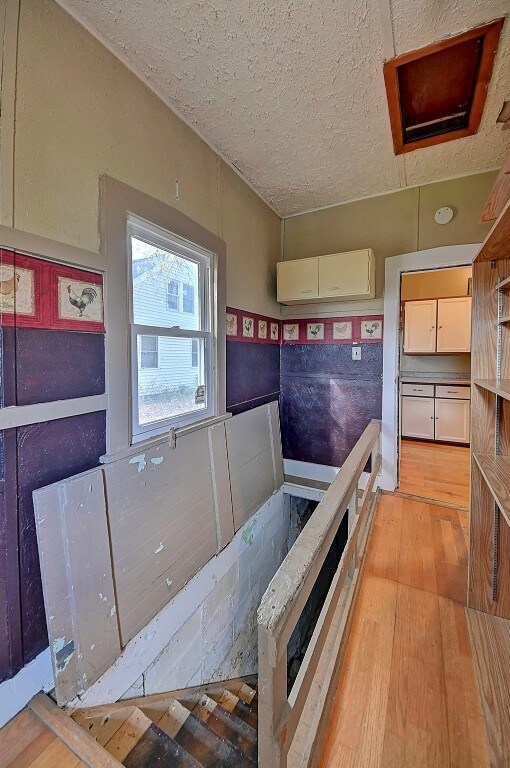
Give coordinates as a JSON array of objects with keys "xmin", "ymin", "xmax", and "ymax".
[
  {"xmin": 226, "ymin": 402, "xmax": 284, "ymax": 531},
  {"xmin": 33, "ymin": 469, "xmax": 121, "ymax": 705},
  {"xmin": 103, "ymin": 431, "xmax": 222, "ymax": 646},
  {"xmin": 208, "ymin": 421, "xmax": 235, "ymax": 550}
]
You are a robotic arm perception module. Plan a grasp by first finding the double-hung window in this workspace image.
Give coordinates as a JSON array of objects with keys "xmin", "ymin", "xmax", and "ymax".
[{"xmin": 128, "ymin": 216, "xmax": 216, "ymax": 442}]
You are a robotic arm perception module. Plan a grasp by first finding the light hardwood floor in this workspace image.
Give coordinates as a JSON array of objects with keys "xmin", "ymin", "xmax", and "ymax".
[
  {"xmin": 398, "ymin": 439, "xmax": 470, "ymax": 509},
  {"xmin": 0, "ymin": 708, "xmax": 88, "ymax": 768},
  {"xmin": 318, "ymin": 493, "xmax": 489, "ymax": 768}
]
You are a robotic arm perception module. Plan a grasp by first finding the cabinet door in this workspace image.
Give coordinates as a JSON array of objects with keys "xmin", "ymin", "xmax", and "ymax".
[
  {"xmin": 403, "ymin": 300, "xmax": 437, "ymax": 354},
  {"xmin": 436, "ymin": 297, "xmax": 472, "ymax": 353},
  {"xmin": 277, "ymin": 258, "xmax": 319, "ymax": 303},
  {"xmin": 435, "ymin": 398, "xmax": 470, "ymax": 443},
  {"xmin": 318, "ymin": 250, "xmax": 374, "ymax": 299},
  {"xmin": 401, "ymin": 396, "xmax": 435, "ymax": 439}
]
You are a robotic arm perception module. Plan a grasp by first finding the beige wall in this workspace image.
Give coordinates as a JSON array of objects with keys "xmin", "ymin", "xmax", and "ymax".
[
  {"xmin": 401, "ymin": 266, "xmax": 472, "ymax": 301},
  {"xmin": 283, "ymin": 171, "xmax": 496, "ymax": 315},
  {"xmin": 3, "ymin": 0, "xmax": 281, "ymax": 317}
]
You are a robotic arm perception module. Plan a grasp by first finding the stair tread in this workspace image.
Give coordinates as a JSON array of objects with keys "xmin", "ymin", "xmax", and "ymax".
[
  {"xmin": 213, "ymin": 690, "xmax": 258, "ymax": 731},
  {"xmin": 123, "ymin": 722, "xmax": 204, "ymax": 768},
  {"xmin": 157, "ymin": 698, "xmax": 253, "ymax": 768},
  {"xmin": 192, "ymin": 694, "xmax": 257, "ymax": 763},
  {"xmin": 103, "ymin": 708, "xmax": 152, "ymax": 763}
]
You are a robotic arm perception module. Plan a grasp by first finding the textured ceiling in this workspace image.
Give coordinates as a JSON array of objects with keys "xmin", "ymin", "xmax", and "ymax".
[{"xmin": 58, "ymin": 0, "xmax": 510, "ymax": 216}]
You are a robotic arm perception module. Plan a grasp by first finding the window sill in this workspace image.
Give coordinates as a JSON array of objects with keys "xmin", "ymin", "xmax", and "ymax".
[{"xmin": 100, "ymin": 412, "xmax": 232, "ymax": 464}]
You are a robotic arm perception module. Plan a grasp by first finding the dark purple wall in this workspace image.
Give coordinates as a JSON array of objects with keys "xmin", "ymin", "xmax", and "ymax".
[
  {"xmin": 226, "ymin": 341, "xmax": 280, "ymax": 415},
  {"xmin": 17, "ymin": 412, "xmax": 106, "ymax": 664},
  {"xmin": 0, "ymin": 326, "xmax": 106, "ymax": 683},
  {"xmin": 16, "ymin": 329, "xmax": 105, "ymax": 405},
  {"xmin": 280, "ymin": 343, "xmax": 382, "ymax": 467}
]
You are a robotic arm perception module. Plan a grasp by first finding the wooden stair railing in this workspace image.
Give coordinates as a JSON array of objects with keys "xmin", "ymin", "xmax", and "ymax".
[{"xmin": 257, "ymin": 419, "xmax": 381, "ymax": 768}]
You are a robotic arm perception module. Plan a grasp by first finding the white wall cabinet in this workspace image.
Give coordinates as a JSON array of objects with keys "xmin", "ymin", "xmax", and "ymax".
[
  {"xmin": 403, "ymin": 300, "xmax": 437, "ymax": 354},
  {"xmin": 277, "ymin": 249, "xmax": 375, "ymax": 304},
  {"xmin": 436, "ymin": 297, "xmax": 472, "ymax": 353},
  {"xmin": 401, "ymin": 385, "xmax": 470, "ymax": 444},
  {"xmin": 403, "ymin": 297, "xmax": 471, "ymax": 354},
  {"xmin": 276, "ymin": 257, "xmax": 319, "ymax": 303}
]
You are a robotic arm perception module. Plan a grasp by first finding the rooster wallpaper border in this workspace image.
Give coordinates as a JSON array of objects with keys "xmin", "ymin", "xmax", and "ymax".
[
  {"xmin": 0, "ymin": 249, "xmax": 105, "ymax": 332},
  {"xmin": 281, "ymin": 315, "xmax": 383, "ymax": 345}
]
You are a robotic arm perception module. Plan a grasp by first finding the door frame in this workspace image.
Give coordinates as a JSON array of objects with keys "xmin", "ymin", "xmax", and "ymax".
[{"xmin": 381, "ymin": 243, "xmax": 479, "ymax": 491}]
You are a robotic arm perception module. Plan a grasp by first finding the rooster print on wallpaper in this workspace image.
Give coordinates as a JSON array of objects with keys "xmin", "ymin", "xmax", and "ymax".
[
  {"xmin": 67, "ymin": 284, "xmax": 98, "ymax": 316},
  {"xmin": 0, "ymin": 271, "xmax": 20, "ymax": 303}
]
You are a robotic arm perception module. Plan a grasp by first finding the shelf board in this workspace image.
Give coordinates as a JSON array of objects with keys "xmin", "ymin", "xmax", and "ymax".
[
  {"xmin": 474, "ymin": 380, "xmax": 510, "ymax": 401},
  {"xmin": 475, "ymin": 196, "xmax": 510, "ymax": 263},
  {"xmin": 494, "ymin": 275, "xmax": 510, "ymax": 292},
  {"xmin": 473, "ymin": 453, "xmax": 510, "ymax": 529}
]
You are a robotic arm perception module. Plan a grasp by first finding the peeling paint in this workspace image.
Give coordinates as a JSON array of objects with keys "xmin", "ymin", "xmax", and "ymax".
[
  {"xmin": 166, "ymin": 578, "xmax": 173, "ymax": 588},
  {"xmin": 54, "ymin": 638, "xmax": 75, "ymax": 673},
  {"xmin": 129, "ymin": 453, "xmax": 147, "ymax": 472},
  {"xmin": 154, "ymin": 542, "xmax": 165, "ymax": 554},
  {"xmin": 241, "ymin": 518, "xmax": 258, "ymax": 545},
  {"xmin": 110, "ymin": 605, "xmax": 116, "ymax": 616},
  {"xmin": 151, "ymin": 456, "xmax": 164, "ymax": 465}
]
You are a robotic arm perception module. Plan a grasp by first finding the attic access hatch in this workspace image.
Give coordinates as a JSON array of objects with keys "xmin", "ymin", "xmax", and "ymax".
[{"xmin": 384, "ymin": 18, "xmax": 504, "ymax": 155}]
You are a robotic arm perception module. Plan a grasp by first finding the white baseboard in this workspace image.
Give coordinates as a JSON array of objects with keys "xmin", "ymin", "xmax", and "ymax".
[{"xmin": 0, "ymin": 648, "xmax": 54, "ymax": 728}]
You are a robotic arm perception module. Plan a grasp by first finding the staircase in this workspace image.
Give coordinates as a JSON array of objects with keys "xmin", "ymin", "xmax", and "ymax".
[{"xmin": 71, "ymin": 677, "xmax": 258, "ymax": 767}]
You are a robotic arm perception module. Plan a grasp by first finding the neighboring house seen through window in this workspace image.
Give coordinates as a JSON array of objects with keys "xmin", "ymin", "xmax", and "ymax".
[
  {"xmin": 128, "ymin": 216, "xmax": 216, "ymax": 442},
  {"xmin": 140, "ymin": 335, "xmax": 158, "ymax": 369}
]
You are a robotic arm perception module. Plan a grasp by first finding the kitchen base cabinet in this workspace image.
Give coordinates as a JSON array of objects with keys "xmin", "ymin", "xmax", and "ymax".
[
  {"xmin": 401, "ymin": 384, "xmax": 470, "ymax": 444},
  {"xmin": 401, "ymin": 396, "xmax": 435, "ymax": 440},
  {"xmin": 435, "ymin": 397, "xmax": 470, "ymax": 443}
]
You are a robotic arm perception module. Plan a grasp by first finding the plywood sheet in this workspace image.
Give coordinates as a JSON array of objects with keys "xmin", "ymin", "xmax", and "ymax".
[
  {"xmin": 103, "ymin": 430, "xmax": 222, "ymax": 646},
  {"xmin": 33, "ymin": 469, "xmax": 121, "ymax": 705},
  {"xmin": 226, "ymin": 401, "xmax": 284, "ymax": 531}
]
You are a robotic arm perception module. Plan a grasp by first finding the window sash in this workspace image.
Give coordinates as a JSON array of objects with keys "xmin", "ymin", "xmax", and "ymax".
[{"xmin": 127, "ymin": 216, "xmax": 216, "ymax": 444}]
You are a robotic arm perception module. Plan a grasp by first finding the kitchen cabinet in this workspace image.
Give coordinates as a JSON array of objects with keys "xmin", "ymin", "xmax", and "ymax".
[
  {"xmin": 434, "ymin": 397, "xmax": 470, "ymax": 443},
  {"xmin": 403, "ymin": 300, "xmax": 437, "ymax": 354},
  {"xmin": 277, "ymin": 249, "xmax": 375, "ymax": 304},
  {"xmin": 436, "ymin": 297, "xmax": 472, "ymax": 353},
  {"xmin": 403, "ymin": 297, "xmax": 472, "ymax": 354},
  {"xmin": 401, "ymin": 396, "xmax": 435, "ymax": 440},
  {"xmin": 277, "ymin": 257, "xmax": 319, "ymax": 303},
  {"xmin": 401, "ymin": 383, "xmax": 470, "ymax": 444}
]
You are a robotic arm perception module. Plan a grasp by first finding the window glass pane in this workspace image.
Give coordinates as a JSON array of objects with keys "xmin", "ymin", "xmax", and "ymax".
[
  {"xmin": 183, "ymin": 283, "xmax": 194, "ymax": 314},
  {"xmin": 167, "ymin": 279, "xmax": 179, "ymax": 311},
  {"xmin": 132, "ymin": 236, "xmax": 200, "ymax": 330},
  {"xmin": 140, "ymin": 335, "xmax": 158, "ymax": 369},
  {"xmin": 191, "ymin": 339, "xmax": 198, "ymax": 368},
  {"xmin": 137, "ymin": 335, "xmax": 207, "ymax": 426}
]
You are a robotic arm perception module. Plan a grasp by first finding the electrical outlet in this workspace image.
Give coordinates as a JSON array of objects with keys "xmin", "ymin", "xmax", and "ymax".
[{"xmin": 352, "ymin": 346, "xmax": 361, "ymax": 361}]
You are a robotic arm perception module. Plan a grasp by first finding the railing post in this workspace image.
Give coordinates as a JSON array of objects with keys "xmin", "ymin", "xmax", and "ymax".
[
  {"xmin": 258, "ymin": 624, "xmax": 289, "ymax": 768},
  {"xmin": 348, "ymin": 491, "xmax": 358, "ymax": 577}
]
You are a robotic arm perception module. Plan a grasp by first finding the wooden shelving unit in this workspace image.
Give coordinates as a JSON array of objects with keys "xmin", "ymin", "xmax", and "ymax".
[
  {"xmin": 474, "ymin": 379, "xmax": 510, "ymax": 400},
  {"xmin": 473, "ymin": 453, "xmax": 510, "ymax": 529},
  {"xmin": 469, "ymin": 198, "xmax": 510, "ymax": 620}
]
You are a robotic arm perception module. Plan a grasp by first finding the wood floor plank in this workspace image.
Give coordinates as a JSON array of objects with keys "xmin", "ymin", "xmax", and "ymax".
[
  {"xmin": 398, "ymin": 440, "xmax": 470, "ymax": 508},
  {"xmin": 318, "ymin": 495, "xmax": 489, "ymax": 768}
]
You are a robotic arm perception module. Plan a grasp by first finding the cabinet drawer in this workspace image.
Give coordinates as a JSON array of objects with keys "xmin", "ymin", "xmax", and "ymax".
[
  {"xmin": 435, "ymin": 385, "xmax": 470, "ymax": 400},
  {"xmin": 401, "ymin": 383, "xmax": 435, "ymax": 397}
]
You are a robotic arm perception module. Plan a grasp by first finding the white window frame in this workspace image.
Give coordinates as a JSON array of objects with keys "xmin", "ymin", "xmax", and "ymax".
[{"xmin": 128, "ymin": 215, "xmax": 216, "ymax": 443}]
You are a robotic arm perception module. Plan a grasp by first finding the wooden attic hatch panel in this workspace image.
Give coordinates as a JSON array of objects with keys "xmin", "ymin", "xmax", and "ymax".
[{"xmin": 383, "ymin": 18, "xmax": 504, "ymax": 155}]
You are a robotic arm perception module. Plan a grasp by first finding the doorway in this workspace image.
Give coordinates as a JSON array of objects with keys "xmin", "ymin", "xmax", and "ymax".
[{"xmin": 397, "ymin": 265, "xmax": 472, "ymax": 508}]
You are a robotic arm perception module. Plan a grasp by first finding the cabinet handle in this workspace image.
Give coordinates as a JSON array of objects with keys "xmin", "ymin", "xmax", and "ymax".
[
  {"xmin": 438, "ymin": 325, "xmax": 443, "ymax": 330},
  {"xmin": 446, "ymin": 390, "xmax": 457, "ymax": 394},
  {"xmin": 411, "ymin": 388, "xmax": 423, "ymax": 392},
  {"xmin": 331, "ymin": 286, "xmax": 340, "ymax": 290},
  {"xmin": 300, "ymin": 290, "xmax": 313, "ymax": 294}
]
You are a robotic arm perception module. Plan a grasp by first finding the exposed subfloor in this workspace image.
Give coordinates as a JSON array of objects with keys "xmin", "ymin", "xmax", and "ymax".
[
  {"xmin": 318, "ymin": 493, "xmax": 489, "ymax": 768},
  {"xmin": 398, "ymin": 439, "xmax": 470, "ymax": 509}
]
